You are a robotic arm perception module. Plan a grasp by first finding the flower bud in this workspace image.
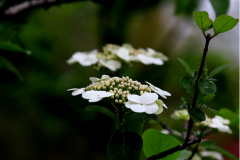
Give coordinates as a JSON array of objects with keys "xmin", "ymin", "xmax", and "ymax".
[
  {"xmin": 115, "ymin": 94, "xmax": 119, "ymax": 98},
  {"xmin": 111, "ymin": 95, "xmax": 114, "ymax": 99},
  {"xmin": 128, "ymin": 87, "xmax": 132, "ymax": 90},
  {"xmin": 115, "ymin": 99, "xmax": 118, "ymax": 103}
]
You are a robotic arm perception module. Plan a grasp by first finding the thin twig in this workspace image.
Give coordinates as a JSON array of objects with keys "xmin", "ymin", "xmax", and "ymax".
[
  {"xmin": 188, "ymin": 144, "xmax": 199, "ymax": 160},
  {"xmin": 160, "ymin": 122, "xmax": 173, "ymax": 134}
]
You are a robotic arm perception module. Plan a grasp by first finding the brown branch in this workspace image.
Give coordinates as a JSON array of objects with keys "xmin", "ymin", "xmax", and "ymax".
[
  {"xmin": 144, "ymin": 138, "xmax": 201, "ymax": 160},
  {"xmin": 0, "ymin": 0, "xmax": 86, "ymax": 22}
]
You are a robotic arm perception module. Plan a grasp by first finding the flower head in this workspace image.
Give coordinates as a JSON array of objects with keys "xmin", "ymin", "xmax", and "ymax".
[
  {"xmin": 67, "ymin": 49, "xmax": 98, "ymax": 66},
  {"xmin": 171, "ymin": 109, "xmax": 190, "ymax": 120},
  {"xmin": 82, "ymin": 90, "xmax": 113, "ymax": 102}
]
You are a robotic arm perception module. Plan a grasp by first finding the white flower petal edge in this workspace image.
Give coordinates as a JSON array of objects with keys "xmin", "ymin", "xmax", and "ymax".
[
  {"xmin": 116, "ymin": 47, "xmax": 131, "ymax": 61},
  {"xmin": 82, "ymin": 90, "xmax": 113, "ymax": 102},
  {"xmin": 99, "ymin": 59, "xmax": 121, "ymax": 71},
  {"xmin": 67, "ymin": 49, "xmax": 98, "ymax": 66},
  {"xmin": 67, "ymin": 88, "xmax": 85, "ymax": 96},
  {"xmin": 140, "ymin": 93, "xmax": 158, "ymax": 104},
  {"xmin": 146, "ymin": 81, "xmax": 171, "ymax": 99},
  {"xmin": 200, "ymin": 151, "xmax": 223, "ymax": 160}
]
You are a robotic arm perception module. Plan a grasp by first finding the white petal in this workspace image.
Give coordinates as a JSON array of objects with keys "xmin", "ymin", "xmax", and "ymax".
[
  {"xmin": 163, "ymin": 103, "xmax": 168, "ymax": 109},
  {"xmin": 82, "ymin": 91, "xmax": 96, "ymax": 100},
  {"xmin": 89, "ymin": 77, "xmax": 99, "ymax": 83},
  {"xmin": 125, "ymin": 101, "xmax": 132, "ymax": 108},
  {"xmin": 152, "ymin": 58, "xmax": 163, "ymax": 65},
  {"xmin": 127, "ymin": 95, "xmax": 141, "ymax": 103},
  {"xmin": 146, "ymin": 81, "xmax": 171, "ymax": 99},
  {"xmin": 140, "ymin": 93, "xmax": 158, "ymax": 104},
  {"xmin": 144, "ymin": 103, "xmax": 159, "ymax": 114},
  {"xmin": 67, "ymin": 88, "xmax": 79, "ymax": 91},
  {"xmin": 130, "ymin": 104, "xmax": 147, "ymax": 113},
  {"xmin": 101, "ymin": 75, "xmax": 111, "ymax": 80},
  {"xmin": 97, "ymin": 91, "xmax": 113, "ymax": 98},
  {"xmin": 72, "ymin": 89, "xmax": 84, "ymax": 96},
  {"xmin": 89, "ymin": 97, "xmax": 102, "ymax": 102},
  {"xmin": 117, "ymin": 47, "xmax": 130, "ymax": 61},
  {"xmin": 99, "ymin": 59, "xmax": 121, "ymax": 71},
  {"xmin": 137, "ymin": 54, "xmax": 152, "ymax": 65},
  {"xmin": 147, "ymin": 48, "xmax": 156, "ymax": 54}
]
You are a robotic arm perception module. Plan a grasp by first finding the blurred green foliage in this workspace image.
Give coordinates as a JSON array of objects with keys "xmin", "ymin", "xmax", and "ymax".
[{"xmin": 0, "ymin": 0, "xmax": 238, "ymax": 159}]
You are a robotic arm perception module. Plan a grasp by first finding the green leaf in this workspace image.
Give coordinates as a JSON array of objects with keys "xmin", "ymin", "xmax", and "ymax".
[
  {"xmin": 0, "ymin": 41, "xmax": 31, "ymax": 55},
  {"xmin": 178, "ymin": 102, "xmax": 189, "ymax": 110},
  {"xmin": 213, "ymin": 15, "xmax": 239, "ymax": 35},
  {"xmin": 199, "ymin": 104, "xmax": 224, "ymax": 117},
  {"xmin": 208, "ymin": 78, "xmax": 217, "ymax": 82},
  {"xmin": 107, "ymin": 130, "xmax": 143, "ymax": 160},
  {"xmin": 210, "ymin": 0, "xmax": 229, "ymax": 17},
  {"xmin": 124, "ymin": 112, "xmax": 158, "ymax": 122},
  {"xmin": 0, "ymin": 56, "xmax": 23, "ymax": 81},
  {"xmin": 205, "ymin": 19, "xmax": 213, "ymax": 31},
  {"xmin": 123, "ymin": 113, "xmax": 158, "ymax": 135},
  {"xmin": 193, "ymin": 11, "xmax": 213, "ymax": 32},
  {"xmin": 180, "ymin": 76, "xmax": 195, "ymax": 89},
  {"xmin": 201, "ymin": 94, "xmax": 215, "ymax": 104},
  {"xmin": 174, "ymin": 0, "xmax": 199, "ymax": 15},
  {"xmin": 196, "ymin": 91, "xmax": 204, "ymax": 105},
  {"xmin": 199, "ymin": 140, "xmax": 214, "ymax": 148},
  {"xmin": 85, "ymin": 105, "xmax": 116, "ymax": 120},
  {"xmin": 208, "ymin": 64, "xmax": 231, "ymax": 78},
  {"xmin": 177, "ymin": 58, "xmax": 193, "ymax": 77},
  {"xmin": 208, "ymin": 145, "xmax": 238, "ymax": 160},
  {"xmin": 142, "ymin": 129, "xmax": 181, "ymax": 160},
  {"xmin": 177, "ymin": 150, "xmax": 192, "ymax": 160},
  {"xmin": 198, "ymin": 77, "xmax": 217, "ymax": 95},
  {"xmin": 220, "ymin": 108, "xmax": 239, "ymax": 125},
  {"xmin": 181, "ymin": 97, "xmax": 191, "ymax": 106},
  {"xmin": 188, "ymin": 107, "xmax": 206, "ymax": 122}
]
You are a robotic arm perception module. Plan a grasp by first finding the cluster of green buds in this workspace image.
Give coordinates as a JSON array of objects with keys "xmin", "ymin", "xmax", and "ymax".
[{"xmin": 68, "ymin": 75, "xmax": 171, "ymax": 115}]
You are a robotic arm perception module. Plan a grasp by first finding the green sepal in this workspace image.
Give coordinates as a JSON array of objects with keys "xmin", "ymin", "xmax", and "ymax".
[
  {"xmin": 199, "ymin": 104, "xmax": 224, "ymax": 117},
  {"xmin": 188, "ymin": 107, "xmax": 206, "ymax": 122},
  {"xmin": 198, "ymin": 77, "xmax": 217, "ymax": 95},
  {"xmin": 85, "ymin": 105, "xmax": 117, "ymax": 120},
  {"xmin": 213, "ymin": 15, "xmax": 239, "ymax": 36},
  {"xmin": 180, "ymin": 76, "xmax": 195, "ymax": 89},
  {"xmin": 107, "ymin": 130, "xmax": 143, "ymax": 160},
  {"xmin": 208, "ymin": 64, "xmax": 231, "ymax": 78},
  {"xmin": 177, "ymin": 58, "xmax": 193, "ymax": 77}
]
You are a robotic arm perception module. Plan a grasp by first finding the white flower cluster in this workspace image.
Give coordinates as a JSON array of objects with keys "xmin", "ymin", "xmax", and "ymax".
[
  {"xmin": 67, "ymin": 44, "xmax": 168, "ymax": 71},
  {"xmin": 68, "ymin": 75, "xmax": 171, "ymax": 114},
  {"xmin": 191, "ymin": 151, "xmax": 223, "ymax": 160},
  {"xmin": 197, "ymin": 115, "xmax": 232, "ymax": 134}
]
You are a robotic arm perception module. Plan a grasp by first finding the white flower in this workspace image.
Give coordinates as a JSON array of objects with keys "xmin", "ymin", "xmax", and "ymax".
[
  {"xmin": 192, "ymin": 154, "xmax": 202, "ymax": 160},
  {"xmin": 137, "ymin": 54, "xmax": 163, "ymax": 65},
  {"xmin": 200, "ymin": 151, "xmax": 223, "ymax": 160},
  {"xmin": 82, "ymin": 90, "xmax": 113, "ymax": 102},
  {"xmin": 146, "ymin": 81, "xmax": 171, "ymax": 99},
  {"xmin": 209, "ymin": 116, "xmax": 232, "ymax": 134},
  {"xmin": 171, "ymin": 110, "xmax": 190, "ymax": 120},
  {"xmin": 116, "ymin": 47, "xmax": 131, "ymax": 61},
  {"xmin": 89, "ymin": 75, "xmax": 110, "ymax": 84},
  {"xmin": 67, "ymin": 88, "xmax": 85, "ymax": 96},
  {"xmin": 67, "ymin": 49, "xmax": 98, "ymax": 66},
  {"xmin": 125, "ymin": 93, "xmax": 159, "ymax": 114},
  {"xmin": 99, "ymin": 59, "xmax": 121, "ymax": 71}
]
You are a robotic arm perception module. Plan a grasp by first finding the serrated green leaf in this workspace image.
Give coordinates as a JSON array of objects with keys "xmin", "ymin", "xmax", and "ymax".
[
  {"xmin": 209, "ymin": 64, "xmax": 231, "ymax": 78},
  {"xmin": 85, "ymin": 105, "xmax": 116, "ymax": 120},
  {"xmin": 201, "ymin": 94, "xmax": 215, "ymax": 104},
  {"xmin": 199, "ymin": 105, "xmax": 224, "ymax": 117},
  {"xmin": 220, "ymin": 108, "xmax": 239, "ymax": 126},
  {"xmin": 213, "ymin": 15, "xmax": 239, "ymax": 35},
  {"xmin": 210, "ymin": 0, "xmax": 229, "ymax": 17},
  {"xmin": 193, "ymin": 11, "xmax": 213, "ymax": 32},
  {"xmin": 181, "ymin": 97, "xmax": 191, "ymax": 106},
  {"xmin": 107, "ymin": 130, "xmax": 143, "ymax": 160},
  {"xmin": 142, "ymin": 129, "xmax": 181, "ymax": 160},
  {"xmin": 180, "ymin": 76, "xmax": 195, "ymax": 89},
  {"xmin": 199, "ymin": 140, "xmax": 214, "ymax": 148},
  {"xmin": 177, "ymin": 150, "xmax": 192, "ymax": 160},
  {"xmin": 199, "ymin": 77, "xmax": 217, "ymax": 95},
  {"xmin": 178, "ymin": 102, "xmax": 189, "ymax": 110},
  {"xmin": 0, "ymin": 41, "xmax": 31, "ymax": 55},
  {"xmin": 0, "ymin": 56, "xmax": 23, "ymax": 81},
  {"xmin": 208, "ymin": 145, "xmax": 238, "ymax": 160},
  {"xmin": 177, "ymin": 58, "xmax": 193, "ymax": 77},
  {"xmin": 188, "ymin": 107, "xmax": 206, "ymax": 122}
]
